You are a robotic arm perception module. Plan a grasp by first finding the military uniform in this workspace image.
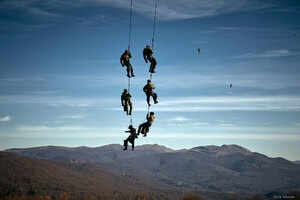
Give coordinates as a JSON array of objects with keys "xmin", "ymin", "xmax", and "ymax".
[
  {"xmin": 137, "ymin": 113, "xmax": 155, "ymax": 137},
  {"xmin": 120, "ymin": 50, "xmax": 135, "ymax": 77},
  {"xmin": 121, "ymin": 90, "xmax": 132, "ymax": 115},
  {"xmin": 143, "ymin": 80, "xmax": 158, "ymax": 106},
  {"xmin": 123, "ymin": 126, "xmax": 138, "ymax": 150},
  {"xmin": 143, "ymin": 45, "xmax": 157, "ymax": 73}
]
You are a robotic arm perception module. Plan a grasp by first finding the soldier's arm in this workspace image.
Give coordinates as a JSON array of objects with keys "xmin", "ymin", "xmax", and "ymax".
[
  {"xmin": 129, "ymin": 52, "xmax": 132, "ymax": 58},
  {"xmin": 120, "ymin": 56, "xmax": 124, "ymax": 66},
  {"xmin": 143, "ymin": 85, "xmax": 147, "ymax": 92}
]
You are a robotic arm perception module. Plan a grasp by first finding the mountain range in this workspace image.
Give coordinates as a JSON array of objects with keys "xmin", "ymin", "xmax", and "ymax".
[{"xmin": 3, "ymin": 144, "xmax": 300, "ymax": 199}]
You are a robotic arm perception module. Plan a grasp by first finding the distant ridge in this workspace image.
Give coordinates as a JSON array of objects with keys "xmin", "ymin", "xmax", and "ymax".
[
  {"xmin": 190, "ymin": 144, "xmax": 252, "ymax": 156},
  {"xmin": 4, "ymin": 143, "xmax": 174, "ymax": 162},
  {"xmin": 3, "ymin": 144, "xmax": 300, "ymax": 196}
]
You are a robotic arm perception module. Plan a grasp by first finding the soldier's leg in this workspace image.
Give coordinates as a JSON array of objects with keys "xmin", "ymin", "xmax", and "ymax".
[
  {"xmin": 129, "ymin": 101, "xmax": 132, "ymax": 115},
  {"xmin": 137, "ymin": 124, "xmax": 143, "ymax": 135},
  {"xmin": 149, "ymin": 58, "xmax": 157, "ymax": 73},
  {"xmin": 129, "ymin": 64, "xmax": 135, "ymax": 77},
  {"xmin": 153, "ymin": 93, "xmax": 158, "ymax": 104},
  {"xmin": 123, "ymin": 138, "xmax": 129, "ymax": 150},
  {"xmin": 123, "ymin": 104, "xmax": 128, "ymax": 115},
  {"xmin": 144, "ymin": 123, "xmax": 151, "ymax": 136},
  {"xmin": 130, "ymin": 139, "xmax": 135, "ymax": 150},
  {"xmin": 146, "ymin": 94, "xmax": 151, "ymax": 106},
  {"xmin": 126, "ymin": 65, "xmax": 130, "ymax": 77}
]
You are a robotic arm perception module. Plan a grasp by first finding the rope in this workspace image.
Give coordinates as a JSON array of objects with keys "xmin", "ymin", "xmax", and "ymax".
[
  {"xmin": 128, "ymin": 0, "xmax": 133, "ymax": 51},
  {"xmin": 128, "ymin": 77, "xmax": 130, "ymax": 93},
  {"xmin": 128, "ymin": 77, "xmax": 133, "ymax": 126},
  {"xmin": 151, "ymin": 0, "xmax": 158, "ymax": 50}
]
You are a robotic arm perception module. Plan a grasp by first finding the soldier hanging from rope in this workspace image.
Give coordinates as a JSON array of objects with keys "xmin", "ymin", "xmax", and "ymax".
[
  {"xmin": 123, "ymin": 125, "xmax": 138, "ymax": 150},
  {"xmin": 143, "ymin": 45, "xmax": 157, "ymax": 73},
  {"xmin": 120, "ymin": 50, "xmax": 135, "ymax": 78},
  {"xmin": 121, "ymin": 89, "xmax": 132, "ymax": 116},
  {"xmin": 143, "ymin": 79, "xmax": 158, "ymax": 106},
  {"xmin": 137, "ymin": 112, "xmax": 155, "ymax": 137}
]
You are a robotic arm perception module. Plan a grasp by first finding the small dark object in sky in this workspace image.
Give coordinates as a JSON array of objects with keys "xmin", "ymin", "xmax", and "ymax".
[
  {"xmin": 230, "ymin": 84, "xmax": 232, "ymax": 88},
  {"xmin": 197, "ymin": 48, "xmax": 201, "ymax": 54}
]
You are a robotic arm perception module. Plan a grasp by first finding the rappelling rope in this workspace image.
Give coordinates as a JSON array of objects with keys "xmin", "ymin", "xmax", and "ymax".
[
  {"xmin": 151, "ymin": 0, "xmax": 158, "ymax": 50},
  {"xmin": 128, "ymin": 0, "xmax": 133, "ymax": 126},
  {"xmin": 128, "ymin": 0, "xmax": 133, "ymax": 52},
  {"xmin": 128, "ymin": 77, "xmax": 133, "ymax": 125},
  {"xmin": 147, "ymin": 0, "xmax": 157, "ymax": 125},
  {"xmin": 128, "ymin": 77, "xmax": 131, "ymax": 93}
]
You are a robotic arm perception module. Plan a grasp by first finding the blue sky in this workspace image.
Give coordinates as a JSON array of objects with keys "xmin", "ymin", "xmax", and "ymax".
[{"xmin": 0, "ymin": 0, "xmax": 300, "ymax": 160}]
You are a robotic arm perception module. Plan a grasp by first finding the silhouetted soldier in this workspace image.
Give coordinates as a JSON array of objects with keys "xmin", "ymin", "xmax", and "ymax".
[
  {"xmin": 120, "ymin": 50, "xmax": 135, "ymax": 78},
  {"xmin": 123, "ymin": 125, "xmax": 138, "ymax": 150},
  {"xmin": 143, "ymin": 45, "xmax": 157, "ymax": 73},
  {"xmin": 143, "ymin": 79, "xmax": 158, "ymax": 106},
  {"xmin": 121, "ymin": 89, "xmax": 132, "ymax": 115},
  {"xmin": 137, "ymin": 112, "xmax": 155, "ymax": 137}
]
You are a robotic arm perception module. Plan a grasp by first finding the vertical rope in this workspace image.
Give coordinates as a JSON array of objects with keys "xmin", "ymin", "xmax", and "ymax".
[
  {"xmin": 151, "ymin": 0, "xmax": 158, "ymax": 50},
  {"xmin": 128, "ymin": 77, "xmax": 132, "ymax": 126},
  {"xmin": 128, "ymin": 0, "xmax": 133, "ymax": 51},
  {"xmin": 150, "ymin": 73, "xmax": 152, "ymax": 81},
  {"xmin": 128, "ymin": 77, "xmax": 130, "ymax": 93},
  {"xmin": 127, "ymin": 0, "xmax": 133, "ymax": 128}
]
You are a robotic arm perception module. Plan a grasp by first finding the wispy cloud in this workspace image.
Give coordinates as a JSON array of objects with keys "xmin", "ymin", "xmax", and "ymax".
[
  {"xmin": 0, "ymin": 0, "xmax": 275, "ymax": 21},
  {"xmin": 0, "ymin": 116, "xmax": 11, "ymax": 122},
  {"xmin": 0, "ymin": 0, "xmax": 60, "ymax": 17},
  {"xmin": 167, "ymin": 117, "xmax": 193, "ymax": 122},
  {"xmin": 155, "ymin": 73, "xmax": 300, "ymax": 90},
  {"xmin": 152, "ymin": 133, "xmax": 300, "ymax": 141},
  {"xmin": 57, "ymin": 114, "xmax": 87, "ymax": 119},
  {"xmin": 17, "ymin": 125, "xmax": 91, "ymax": 132},
  {"xmin": 0, "ymin": 94, "xmax": 116, "ymax": 108},
  {"xmin": 232, "ymin": 49, "xmax": 300, "ymax": 59},
  {"xmin": 109, "ymin": 95, "xmax": 300, "ymax": 112},
  {"xmin": 105, "ymin": 0, "xmax": 275, "ymax": 20}
]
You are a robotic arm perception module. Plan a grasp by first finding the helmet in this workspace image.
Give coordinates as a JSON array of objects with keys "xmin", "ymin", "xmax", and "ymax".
[
  {"xmin": 146, "ymin": 45, "xmax": 150, "ymax": 48},
  {"xmin": 124, "ymin": 89, "xmax": 128, "ymax": 93},
  {"xmin": 125, "ymin": 50, "xmax": 129, "ymax": 53},
  {"xmin": 147, "ymin": 79, "xmax": 151, "ymax": 83},
  {"xmin": 150, "ymin": 112, "xmax": 154, "ymax": 115},
  {"xmin": 128, "ymin": 125, "xmax": 133, "ymax": 129}
]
